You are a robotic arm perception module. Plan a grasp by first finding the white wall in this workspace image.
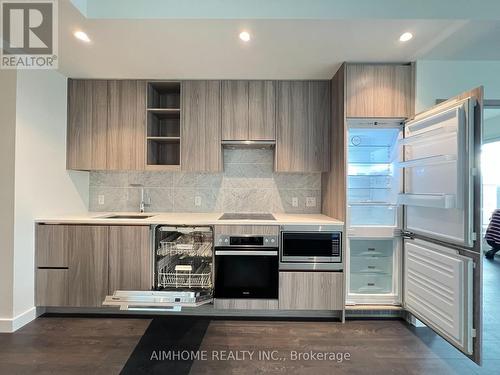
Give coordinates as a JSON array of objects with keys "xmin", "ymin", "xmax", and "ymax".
[
  {"xmin": 415, "ymin": 60, "xmax": 500, "ymax": 112},
  {"xmin": 9, "ymin": 70, "xmax": 89, "ymax": 329},
  {"xmin": 0, "ymin": 71, "xmax": 17, "ymax": 330}
]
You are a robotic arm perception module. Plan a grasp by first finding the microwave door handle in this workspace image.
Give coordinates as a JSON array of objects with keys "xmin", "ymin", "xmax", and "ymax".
[{"xmin": 215, "ymin": 250, "xmax": 278, "ymax": 256}]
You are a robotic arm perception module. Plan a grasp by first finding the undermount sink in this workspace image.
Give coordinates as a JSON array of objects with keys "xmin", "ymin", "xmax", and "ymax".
[{"xmin": 101, "ymin": 214, "xmax": 155, "ymax": 219}]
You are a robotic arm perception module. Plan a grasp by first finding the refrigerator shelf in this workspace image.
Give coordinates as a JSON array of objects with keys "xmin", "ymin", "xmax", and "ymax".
[
  {"xmin": 398, "ymin": 193, "xmax": 456, "ymax": 209},
  {"xmin": 398, "ymin": 127, "xmax": 457, "ymax": 146},
  {"xmin": 398, "ymin": 154, "xmax": 456, "ymax": 169}
]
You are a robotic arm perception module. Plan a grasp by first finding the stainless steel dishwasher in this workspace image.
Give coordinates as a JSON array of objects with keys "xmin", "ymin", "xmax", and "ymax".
[{"xmin": 104, "ymin": 225, "xmax": 214, "ymax": 311}]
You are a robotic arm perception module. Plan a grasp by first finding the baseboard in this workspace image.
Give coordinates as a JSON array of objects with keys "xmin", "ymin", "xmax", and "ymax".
[{"xmin": 0, "ymin": 307, "xmax": 37, "ymax": 333}]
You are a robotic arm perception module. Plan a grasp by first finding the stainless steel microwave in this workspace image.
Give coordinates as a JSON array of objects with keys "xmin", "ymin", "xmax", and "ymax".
[{"xmin": 279, "ymin": 225, "xmax": 343, "ymax": 271}]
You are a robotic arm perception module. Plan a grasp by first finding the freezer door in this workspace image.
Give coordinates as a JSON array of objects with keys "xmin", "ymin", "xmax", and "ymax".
[
  {"xmin": 400, "ymin": 95, "xmax": 477, "ymax": 248},
  {"xmin": 401, "ymin": 87, "xmax": 483, "ymax": 365},
  {"xmin": 404, "ymin": 238, "xmax": 474, "ymax": 355}
]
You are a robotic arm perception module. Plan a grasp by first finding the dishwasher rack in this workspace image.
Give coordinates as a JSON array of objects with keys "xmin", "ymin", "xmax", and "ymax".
[{"xmin": 155, "ymin": 226, "xmax": 213, "ymax": 290}]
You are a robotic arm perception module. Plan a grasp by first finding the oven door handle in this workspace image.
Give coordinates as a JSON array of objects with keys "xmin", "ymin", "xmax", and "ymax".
[{"xmin": 215, "ymin": 250, "xmax": 278, "ymax": 256}]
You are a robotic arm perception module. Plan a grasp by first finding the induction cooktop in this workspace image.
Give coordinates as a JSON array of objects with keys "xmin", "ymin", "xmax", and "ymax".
[{"xmin": 218, "ymin": 213, "xmax": 276, "ymax": 221}]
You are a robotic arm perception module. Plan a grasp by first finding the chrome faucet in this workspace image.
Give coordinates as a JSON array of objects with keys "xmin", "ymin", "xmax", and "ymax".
[{"xmin": 129, "ymin": 184, "xmax": 151, "ymax": 213}]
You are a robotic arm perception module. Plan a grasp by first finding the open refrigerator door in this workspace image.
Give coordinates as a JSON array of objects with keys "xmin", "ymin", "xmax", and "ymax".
[{"xmin": 399, "ymin": 88, "xmax": 482, "ymax": 365}]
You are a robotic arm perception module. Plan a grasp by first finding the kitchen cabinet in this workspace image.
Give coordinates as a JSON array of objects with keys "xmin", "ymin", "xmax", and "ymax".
[
  {"xmin": 146, "ymin": 82, "xmax": 181, "ymax": 170},
  {"xmin": 222, "ymin": 81, "xmax": 249, "ymax": 140},
  {"xmin": 36, "ymin": 224, "xmax": 152, "ymax": 307},
  {"xmin": 35, "ymin": 225, "xmax": 69, "ymax": 306},
  {"xmin": 279, "ymin": 272, "xmax": 343, "ymax": 310},
  {"xmin": 249, "ymin": 81, "xmax": 276, "ymax": 140},
  {"xmin": 222, "ymin": 80, "xmax": 276, "ymax": 141},
  {"xmin": 107, "ymin": 80, "xmax": 147, "ymax": 170},
  {"xmin": 181, "ymin": 80, "xmax": 222, "ymax": 172},
  {"xmin": 214, "ymin": 225, "xmax": 279, "ymax": 238},
  {"xmin": 67, "ymin": 79, "xmax": 146, "ymax": 171},
  {"xmin": 276, "ymin": 81, "xmax": 330, "ymax": 172},
  {"xmin": 345, "ymin": 64, "xmax": 413, "ymax": 118},
  {"xmin": 35, "ymin": 224, "xmax": 108, "ymax": 307},
  {"xmin": 67, "ymin": 225, "xmax": 109, "ymax": 307},
  {"xmin": 36, "ymin": 224, "xmax": 68, "ymax": 268},
  {"xmin": 36, "ymin": 269, "xmax": 69, "ymax": 307},
  {"xmin": 108, "ymin": 226, "xmax": 151, "ymax": 292},
  {"xmin": 214, "ymin": 299, "xmax": 278, "ymax": 310},
  {"xmin": 67, "ymin": 79, "xmax": 108, "ymax": 170}
]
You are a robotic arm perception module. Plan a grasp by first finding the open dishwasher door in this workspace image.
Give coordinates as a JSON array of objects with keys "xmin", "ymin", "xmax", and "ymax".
[{"xmin": 103, "ymin": 225, "xmax": 214, "ymax": 311}]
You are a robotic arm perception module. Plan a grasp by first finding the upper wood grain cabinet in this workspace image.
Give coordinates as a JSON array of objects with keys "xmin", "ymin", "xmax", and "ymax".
[
  {"xmin": 222, "ymin": 80, "xmax": 276, "ymax": 141},
  {"xmin": 276, "ymin": 81, "xmax": 330, "ymax": 172},
  {"xmin": 67, "ymin": 79, "xmax": 147, "ymax": 171},
  {"xmin": 107, "ymin": 80, "xmax": 147, "ymax": 170},
  {"xmin": 108, "ymin": 226, "xmax": 151, "ymax": 292},
  {"xmin": 181, "ymin": 80, "xmax": 222, "ymax": 172},
  {"xmin": 279, "ymin": 272, "xmax": 343, "ymax": 310},
  {"xmin": 222, "ymin": 81, "xmax": 248, "ymax": 140},
  {"xmin": 67, "ymin": 79, "xmax": 108, "ymax": 170},
  {"xmin": 345, "ymin": 64, "xmax": 413, "ymax": 118}
]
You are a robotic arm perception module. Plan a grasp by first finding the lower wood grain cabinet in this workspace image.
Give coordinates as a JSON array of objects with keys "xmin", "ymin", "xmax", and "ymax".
[
  {"xmin": 35, "ymin": 224, "xmax": 151, "ymax": 308},
  {"xmin": 67, "ymin": 225, "xmax": 109, "ymax": 307},
  {"xmin": 279, "ymin": 272, "xmax": 343, "ymax": 310},
  {"xmin": 108, "ymin": 226, "xmax": 152, "ymax": 292}
]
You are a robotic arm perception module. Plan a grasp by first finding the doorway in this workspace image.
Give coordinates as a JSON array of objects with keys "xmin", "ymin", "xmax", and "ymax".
[
  {"xmin": 481, "ymin": 101, "xmax": 500, "ymax": 372},
  {"xmin": 482, "ymin": 102, "xmax": 500, "ymax": 240}
]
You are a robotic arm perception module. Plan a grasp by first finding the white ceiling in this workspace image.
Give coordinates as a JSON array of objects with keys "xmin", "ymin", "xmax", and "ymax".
[{"xmin": 58, "ymin": 0, "xmax": 500, "ymax": 79}]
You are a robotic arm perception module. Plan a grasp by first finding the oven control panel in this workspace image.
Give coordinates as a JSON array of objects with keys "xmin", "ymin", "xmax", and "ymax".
[{"xmin": 215, "ymin": 235, "xmax": 279, "ymax": 247}]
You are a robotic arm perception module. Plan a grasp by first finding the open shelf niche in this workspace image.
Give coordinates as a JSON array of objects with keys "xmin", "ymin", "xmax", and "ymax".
[{"xmin": 146, "ymin": 82, "xmax": 181, "ymax": 169}]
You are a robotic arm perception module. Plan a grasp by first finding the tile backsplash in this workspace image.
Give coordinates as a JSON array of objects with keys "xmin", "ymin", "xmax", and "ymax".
[{"xmin": 89, "ymin": 149, "xmax": 322, "ymax": 213}]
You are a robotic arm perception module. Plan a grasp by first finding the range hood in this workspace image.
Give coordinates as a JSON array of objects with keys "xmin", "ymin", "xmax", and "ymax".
[{"xmin": 221, "ymin": 140, "xmax": 275, "ymax": 149}]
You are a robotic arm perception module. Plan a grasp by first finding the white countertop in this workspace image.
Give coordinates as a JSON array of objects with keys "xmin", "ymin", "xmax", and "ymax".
[{"xmin": 35, "ymin": 212, "xmax": 344, "ymax": 226}]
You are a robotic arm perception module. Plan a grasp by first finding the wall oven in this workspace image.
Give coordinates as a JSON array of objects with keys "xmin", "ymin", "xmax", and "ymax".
[
  {"xmin": 214, "ymin": 234, "xmax": 279, "ymax": 299},
  {"xmin": 280, "ymin": 225, "xmax": 343, "ymax": 271}
]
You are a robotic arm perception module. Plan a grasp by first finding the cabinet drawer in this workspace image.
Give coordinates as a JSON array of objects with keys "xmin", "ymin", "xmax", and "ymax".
[
  {"xmin": 350, "ymin": 239, "xmax": 393, "ymax": 257},
  {"xmin": 350, "ymin": 256, "xmax": 392, "ymax": 274},
  {"xmin": 36, "ymin": 269, "xmax": 68, "ymax": 306},
  {"xmin": 350, "ymin": 273, "xmax": 392, "ymax": 294},
  {"xmin": 279, "ymin": 272, "xmax": 343, "ymax": 310}
]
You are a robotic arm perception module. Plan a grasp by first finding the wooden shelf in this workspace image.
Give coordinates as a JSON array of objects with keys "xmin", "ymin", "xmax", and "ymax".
[{"xmin": 147, "ymin": 81, "xmax": 182, "ymax": 168}]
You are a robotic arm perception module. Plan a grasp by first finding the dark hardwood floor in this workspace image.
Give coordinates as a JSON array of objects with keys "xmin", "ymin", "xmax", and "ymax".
[
  {"xmin": 1, "ymin": 260, "xmax": 499, "ymax": 374},
  {"xmin": 0, "ymin": 318, "xmax": 151, "ymax": 374}
]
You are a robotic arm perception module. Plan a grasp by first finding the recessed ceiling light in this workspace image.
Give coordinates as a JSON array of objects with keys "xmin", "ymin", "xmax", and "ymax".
[
  {"xmin": 399, "ymin": 32, "xmax": 413, "ymax": 42},
  {"xmin": 74, "ymin": 31, "xmax": 91, "ymax": 43},
  {"xmin": 239, "ymin": 31, "xmax": 251, "ymax": 42}
]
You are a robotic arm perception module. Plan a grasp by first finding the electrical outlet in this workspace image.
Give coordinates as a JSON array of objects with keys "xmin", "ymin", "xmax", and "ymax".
[
  {"xmin": 306, "ymin": 197, "xmax": 316, "ymax": 207},
  {"xmin": 291, "ymin": 197, "xmax": 299, "ymax": 207},
  {"xmin": 98, "ymin": 195, "xmax": 105, "ymax": 205},
  {"xmin": 194, "ymin": 196, "xmax": 202, "ymax": 207}
]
